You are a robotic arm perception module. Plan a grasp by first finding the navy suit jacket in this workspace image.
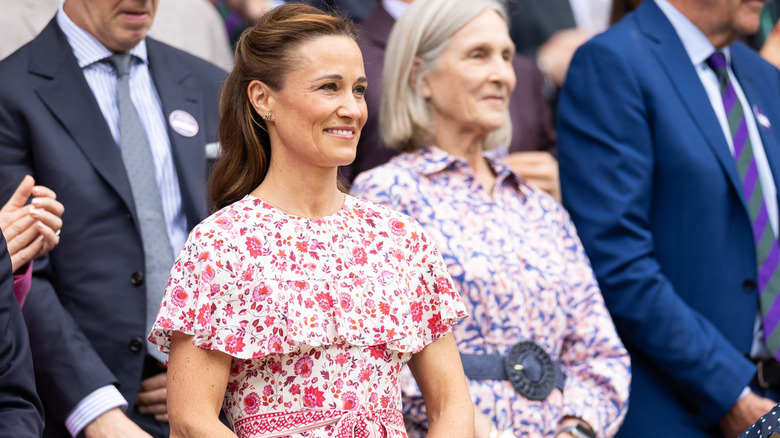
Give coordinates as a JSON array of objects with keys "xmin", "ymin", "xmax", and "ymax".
[
  {"xmin": 0, "ymin": 19, "xmax": 225, "ymax": 437},
  {"xmin": 558, "ymin": 1, "xmax": 780, "ymax": 436},
  {"xmin": 0, "ymin": 234, "xmax": 44, "ymax": 437},
  {"xmin": 340, "ymin": 4, "xmax": 557, "ymax": 183}
]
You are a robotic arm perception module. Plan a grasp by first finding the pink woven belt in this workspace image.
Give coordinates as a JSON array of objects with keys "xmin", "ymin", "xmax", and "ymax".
[{"xmin": 232, "ymin": 407, "xmax": 406, "ymax": 438}]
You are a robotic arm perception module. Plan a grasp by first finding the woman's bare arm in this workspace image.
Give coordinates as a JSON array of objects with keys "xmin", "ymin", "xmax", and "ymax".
[
  {"xmin": 407, "ymin": 332, "xmax": 474, "ymax": 438},
  {"xmin": 167, "ymin": 331, "xmax": 236, "ymax": 438}
]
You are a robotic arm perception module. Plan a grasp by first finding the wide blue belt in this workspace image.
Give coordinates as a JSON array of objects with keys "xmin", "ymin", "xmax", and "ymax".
[{"xmin": 460, "ymin": 341, "xmax": 566, "ymax": 401}]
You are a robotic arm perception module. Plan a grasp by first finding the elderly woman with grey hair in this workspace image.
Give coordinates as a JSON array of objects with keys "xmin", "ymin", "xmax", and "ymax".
[{"xmin": 350, "ymin": 0, "xmax": 630, "ymax": 437}]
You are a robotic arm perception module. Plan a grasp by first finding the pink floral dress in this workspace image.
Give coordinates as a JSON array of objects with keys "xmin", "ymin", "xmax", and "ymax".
[{"xmin": 148, "ymin": 194, "xmax": 467, "ymax": 438}]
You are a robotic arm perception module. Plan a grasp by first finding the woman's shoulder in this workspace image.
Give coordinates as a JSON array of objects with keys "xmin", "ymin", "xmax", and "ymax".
[
  {"xmin": 190, "ymin": 195, "xmax": 272, "ymax": 238},
  {"xmin": 345, "ymin": 194, "xmax": 429, "ymax": 237}
]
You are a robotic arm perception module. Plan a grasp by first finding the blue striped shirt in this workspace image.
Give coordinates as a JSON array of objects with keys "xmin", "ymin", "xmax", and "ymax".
[
  {"xmin": 56, "ymin": 5, "xmax": 187, "ymax": 436},
  {"xmin": 57, "ymin": 6, "xmax": 188, "ymax": 256}
]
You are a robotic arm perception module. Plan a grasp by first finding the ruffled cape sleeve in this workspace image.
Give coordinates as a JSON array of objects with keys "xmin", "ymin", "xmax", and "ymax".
[{"xmin": 149, "ymin": 201, "xmax": 468, "ymax": 359}]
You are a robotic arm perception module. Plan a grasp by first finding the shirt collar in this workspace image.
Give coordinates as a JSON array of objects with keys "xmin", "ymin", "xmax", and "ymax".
[
  {"xmin": 653, "ymin": 0, "xmax": 730, "ymax": 66},
  {"xmin": 57, "ymin": 4, "xmax": 149, "ymax": 69},
  {"xmin": 409, "ymin": 145, "xmax": 525, "ymax": 190}
]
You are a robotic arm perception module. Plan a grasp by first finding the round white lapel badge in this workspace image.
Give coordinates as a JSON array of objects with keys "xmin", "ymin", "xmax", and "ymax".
[{"xmin": 168, "ymin": 110, "xmax": 199, "ymax": 138}]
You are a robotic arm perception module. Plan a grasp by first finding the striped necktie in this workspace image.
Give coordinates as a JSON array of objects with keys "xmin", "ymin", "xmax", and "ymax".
[{"xmin": 707, "ymin": 51, "xmax": 780, "ymax": 357}]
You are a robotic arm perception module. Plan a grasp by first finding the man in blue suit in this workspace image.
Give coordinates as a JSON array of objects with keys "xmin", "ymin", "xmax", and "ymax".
[
  {"xmin": 558, "ymin": 0, "xmax": 780, "ymax": 436},
  {"xmin": 0, "ymin": 0, "xmax": 225, "ymax": 436}
]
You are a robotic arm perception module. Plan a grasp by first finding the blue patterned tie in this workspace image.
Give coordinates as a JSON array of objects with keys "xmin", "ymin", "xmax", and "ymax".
[{"xmin": 109, "ymin": 53, "xmax": 173, "ymax": 362}]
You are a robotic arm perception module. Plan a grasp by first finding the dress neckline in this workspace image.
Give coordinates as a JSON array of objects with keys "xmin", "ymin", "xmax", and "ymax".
[{"xmin": 245, "ymin": 193, "xmax": 349, "ymax": 221}]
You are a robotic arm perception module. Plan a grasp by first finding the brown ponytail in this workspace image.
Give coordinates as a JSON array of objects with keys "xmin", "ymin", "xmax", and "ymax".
[{"xmin": 209, "ymin": 3, "xmax": 358, "ymax": 211}]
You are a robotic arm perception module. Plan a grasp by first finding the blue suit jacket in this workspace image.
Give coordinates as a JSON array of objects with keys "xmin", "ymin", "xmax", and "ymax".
[
  {"xmin": 0, "ymin": 19, "xmax": 225, "ymax": 437},
  {"xmin": 558, "ymin": 1, "xmax": 780, "ymax": 436}
]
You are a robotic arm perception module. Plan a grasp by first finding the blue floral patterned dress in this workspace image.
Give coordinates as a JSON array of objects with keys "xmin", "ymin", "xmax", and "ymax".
[{"xmin": 351, "ymin": 146, "xmax": 630, "ymax": 437}]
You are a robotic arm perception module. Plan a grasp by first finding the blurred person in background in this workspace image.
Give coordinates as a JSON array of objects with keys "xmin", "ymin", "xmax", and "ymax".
[{"xmin": 505, "ymin": 0, "xmax": 612, "ymax": 100}]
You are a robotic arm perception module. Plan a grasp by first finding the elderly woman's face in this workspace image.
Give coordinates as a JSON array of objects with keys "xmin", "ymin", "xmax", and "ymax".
[
  {"xmin": 266, "ymin": 35, "xmax": 368, "ymax": 168},
  {"xmin": 421, "ymin": 10, "xmax": 515, "ymax": 138}
]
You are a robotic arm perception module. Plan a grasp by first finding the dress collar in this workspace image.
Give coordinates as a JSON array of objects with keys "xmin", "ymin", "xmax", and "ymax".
[{"xmin": 408, "ymin": 145, "xmax": 525, "ymax": 190}]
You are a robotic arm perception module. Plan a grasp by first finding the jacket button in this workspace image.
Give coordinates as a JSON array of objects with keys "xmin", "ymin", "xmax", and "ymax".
[
  {"xmin": 743, "ymin": 278, "xmax": 757, "ymax": 292},
  {"xmin": 129, "ymin": 337, "xmax": 144, "ymax": 353},
  {"xmin": 130, "ymin": 271, "xmax": 144, "ymax": 286}
]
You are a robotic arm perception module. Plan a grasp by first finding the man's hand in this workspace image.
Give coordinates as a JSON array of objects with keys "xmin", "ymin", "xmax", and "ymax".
[
  {"xmin": 0, "ymin": 175, "xmax": 64, "ymax": 273},
  {"xmin": 719, "ymin": 390, "xmax": 776, "ymax": 438},
  {"xmin": 137, "ymin": 373, "xmax": 169, "ymax": 422},
  {"xmin": 83, "ymin": 408, "xmax": 153, "ymax": 438},
  {"xmin": 502, "ymin": 151, "xmax": 561, "ymax": 202}
]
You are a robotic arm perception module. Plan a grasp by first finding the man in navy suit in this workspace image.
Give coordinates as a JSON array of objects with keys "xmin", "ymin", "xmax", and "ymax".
[
  {"xmin": 558, "ymin": 0, "xmax": 780, "ymax": 436},
  {"xmin": 0, "ymin": 232, "xmax": 44, "ymax": 437},
  {"xmin": 0, "ymin": 0, "xmax": 225, "ymax": 436}
]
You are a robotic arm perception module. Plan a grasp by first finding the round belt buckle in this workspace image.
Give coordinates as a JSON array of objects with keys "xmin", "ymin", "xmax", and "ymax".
[{"xmin": 503, "ymin": 341, "xmax": 556, "ymax": 401}]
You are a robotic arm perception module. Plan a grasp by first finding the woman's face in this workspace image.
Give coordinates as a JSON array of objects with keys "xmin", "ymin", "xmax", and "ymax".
[
  {"xmin": 421, "ymin": 10, "xmax": 515, "ymax": 139},
  {"xmin": 264, "ymin": 35, "xmax": 368, "ymax": 169}
]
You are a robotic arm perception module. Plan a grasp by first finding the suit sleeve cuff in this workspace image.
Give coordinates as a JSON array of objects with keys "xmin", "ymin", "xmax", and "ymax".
[{"xmin": 65, "ymin": 385, "xmax": 127, "ymax": 437}]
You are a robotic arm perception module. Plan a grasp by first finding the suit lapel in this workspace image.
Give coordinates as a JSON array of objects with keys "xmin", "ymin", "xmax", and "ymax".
[
  {"xmin": 146, "ymin": 39, "xmax": 208, "ymax": 226},
  {"xmin": 30, "ymin": 20, "xmax": 137, "ymax": 217},
  {"xmin": 637, "ymin": 1, "xmax": 746, "ymax": 208}
]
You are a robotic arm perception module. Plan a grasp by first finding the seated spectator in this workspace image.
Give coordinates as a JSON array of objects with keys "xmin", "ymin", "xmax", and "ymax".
[{"xmin": 350, "ymin": 0, "xmax": 630, "ymax": 436}]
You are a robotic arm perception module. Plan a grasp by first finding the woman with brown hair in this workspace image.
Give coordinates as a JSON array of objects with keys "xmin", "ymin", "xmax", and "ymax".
[{"xmin": 147, "ymin": 4, "xmax": 473, "ymax": 438}]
